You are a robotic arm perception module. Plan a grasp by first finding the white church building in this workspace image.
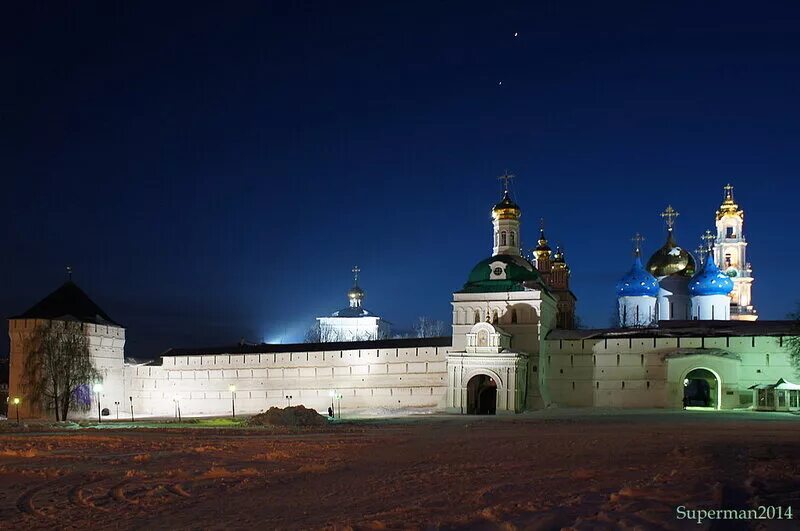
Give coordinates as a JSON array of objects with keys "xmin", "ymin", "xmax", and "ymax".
[{"xmin": 7, "ymin": 183, "xmax": 800, "ymax": 419}]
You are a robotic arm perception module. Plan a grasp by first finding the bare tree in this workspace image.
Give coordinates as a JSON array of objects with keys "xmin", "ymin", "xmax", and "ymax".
[
  {"xmin": 23, "ymin": 321, "xmax": 101, "ymax": 421},
  {"xmin": 786, "ymin": 307, "xmax": 800, "ymax": 377},
  {"xmin": 304, "ymin": 322, "xmax": 347, "ymax": 343},
  {"xmin": 414, "ymin": 316, "xmax": 447, "ymax": 338}
]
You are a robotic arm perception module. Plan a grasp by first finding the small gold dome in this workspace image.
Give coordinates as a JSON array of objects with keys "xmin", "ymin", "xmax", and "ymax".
[
  {"xmin": 492, "ymin": 191, "xmax": 521, "ymax": 220},
  {"xmin": 646, "ymin": 231, "xmax": 696, "ymax": 277}
]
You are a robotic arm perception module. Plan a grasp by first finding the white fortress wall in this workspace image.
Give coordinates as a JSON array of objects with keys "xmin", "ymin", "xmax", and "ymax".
[
  {"xmin": 125, "ymin": 344, "xmax": 452, "ymax": 417},
  {"xmin": 543, "ymin": 334, "xmax": 794, "ymax": 409}
]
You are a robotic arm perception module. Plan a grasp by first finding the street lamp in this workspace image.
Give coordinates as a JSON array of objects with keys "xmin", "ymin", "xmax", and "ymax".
[
  {"xmin": 229, "ymin": 384, "xmax": 236, "ymax": 419},
  {"xmin": 114, "ymin": 401, "xmax": 120, "ymax": 420},
  {"xmin": 12, "ymin": 397, "xmax": 21, "ymax": 425},
  {"xmin": 328, "ymin": 390, "xmax": 335, "ymax": 418},
  {"xmin": 285, "ymin": 395, "xmax": 293, "ymax": 407},
  {"xmin": 93, "ymin": 383, "xmax": 103, "ymax": 424},
  {"xmin": 129, "ymin": 396, "xmax": 135, "ymax": 422},
  {"xmin": 335, "ymin": 393, "xmax": 343, "ymax": 419}
]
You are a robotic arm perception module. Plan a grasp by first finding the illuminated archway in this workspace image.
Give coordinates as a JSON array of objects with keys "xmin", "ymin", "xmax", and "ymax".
[
  {"xmin": 467, "ymin": 374, "xmax": 497, "ymax": 415},
  {"xmin": 682, "ymin": 367, "xmax": 722, "ymax": 410}
]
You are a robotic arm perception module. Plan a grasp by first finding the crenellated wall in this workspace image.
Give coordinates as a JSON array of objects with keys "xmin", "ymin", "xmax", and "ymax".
[
  {"xmin": 543, "ymin": 335, "xmax": 794, "ymax": 409},
  {"xmin": 124, "ymin": 345, "xmax": 452, "ymax": 418}
]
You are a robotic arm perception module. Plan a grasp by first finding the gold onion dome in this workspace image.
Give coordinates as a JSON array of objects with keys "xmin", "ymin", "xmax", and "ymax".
[
  {"xmin": 716, "ymin": 183, "xmax": 743, "ymax": 220},
  {"xmin": 646, "ymin": 205, "xmax": 695, "ymax": 277},
  {"xmin": 646, "ymin": 231, "xmax": 696, "ymax": 277},
  {"xmin": 492, "ymin": 190, "xmax": 521, "ymax": 220},
  {"xmin": 552, "ymin": 245, "xmax": 568, "ymax": 270},
  {"xmin": 347, "ymin": 285, "xmax": 364, "ymax": 300},
  {"xmin": 535, "ymin": 223, "xmax": 551, "ymax": 253}
]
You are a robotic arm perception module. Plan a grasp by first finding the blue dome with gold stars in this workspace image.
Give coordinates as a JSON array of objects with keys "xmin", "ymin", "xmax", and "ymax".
[
  {"xmin": 690, "ymin": 254, "xmax": 734, "ymax": 296},
  {"xmin": 617, "ymin": 256, "xmax": 659, "ymax": 297}
]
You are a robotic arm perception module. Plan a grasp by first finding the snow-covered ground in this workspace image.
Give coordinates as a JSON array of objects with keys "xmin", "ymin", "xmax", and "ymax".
[{"xmin": 0, "ymin": 409, "xmax": 798, "ymax": 529}]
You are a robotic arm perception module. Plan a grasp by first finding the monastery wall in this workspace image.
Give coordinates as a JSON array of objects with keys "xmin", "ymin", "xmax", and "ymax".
[
  {"xmin": 543, "ymin": 335, "xmax": 794, "ymax": 409},
  {"xmin": 124, "ymin": 345, "xmax": 452, "ymax": 418}
]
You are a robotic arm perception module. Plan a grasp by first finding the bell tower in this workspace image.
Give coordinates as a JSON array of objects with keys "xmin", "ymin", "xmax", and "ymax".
[
  {"xmin": 714, "ymin": 184, "xmax": 757, "ymax": 321},
  {"xmin": 491, "ymin": 172, "xmax": 522, "ymax": 256}
]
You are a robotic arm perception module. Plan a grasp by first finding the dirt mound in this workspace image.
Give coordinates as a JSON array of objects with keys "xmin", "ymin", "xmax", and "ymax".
[{"xmin": 247, "ymin": 405, "xmax": 328, "ymax": 427}]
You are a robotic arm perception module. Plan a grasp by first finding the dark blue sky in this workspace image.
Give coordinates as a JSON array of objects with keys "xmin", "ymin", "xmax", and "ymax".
[{"xmin": 3, "ymin": 1, "xmax": 800, "ymax": 358}]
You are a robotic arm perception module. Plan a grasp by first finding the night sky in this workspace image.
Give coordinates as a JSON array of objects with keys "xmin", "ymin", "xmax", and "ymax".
[{"xmin": 3, "ymin": 1, "xmax": 800, "ymax": 359}]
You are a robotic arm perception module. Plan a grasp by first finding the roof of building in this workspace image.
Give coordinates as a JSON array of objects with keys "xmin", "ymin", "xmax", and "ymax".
[
  {"xmin": 749, "ymin": 378, "xmax": 800, "ymax": 391},
  {"xmin": 460, "ymin": 254, "xmax": 545, "ymax": 293},
  {"xmin": 10, "ymin": 281, "xmax": 122, "ymax": 327},
  {"xmin": 689, "ymin": 254, "xmax": 734, "ymax": 296},
  {"xmin": 646, "ymin": 231, "xmax": 696, "ymax": 278},
  {"xmin": 546, "ymin": 320, "xmax": 800, "ymax": 340},
  {"xmin": 162, "ymin": 335, "xmax": 453, "ymax": 357},
  {"xmin": 492, "ymin": 190, "xmax": 521, "ymax": 214},
  {"xmin": 329, "ymin": 306, "xmax": 376, "ymax": 318},
  {"xmin": 617, "ymin": 256, "xmax": 659, "ymax": 297}
]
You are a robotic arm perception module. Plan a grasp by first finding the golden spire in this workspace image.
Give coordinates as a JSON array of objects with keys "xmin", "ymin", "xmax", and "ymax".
[
  {"xmin": 716, "ymin": 183, "xmax": 743, "ymax": 220},
  {"xmin": 533, "ymin": 218, "xmax": 552, "ymax": 260},
  {"xmin": 631, "ymin": 233, "xmax": 645, "ymax": 257}
]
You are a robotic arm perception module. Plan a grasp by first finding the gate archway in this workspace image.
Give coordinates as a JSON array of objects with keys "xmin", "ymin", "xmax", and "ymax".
[
  {"xmin": 467, "ymin": 374, "xmax": 497, "ymax": 415},
  {"xmin": 683, "ymin": 367, "xmax": 721, "ymax": 409}
]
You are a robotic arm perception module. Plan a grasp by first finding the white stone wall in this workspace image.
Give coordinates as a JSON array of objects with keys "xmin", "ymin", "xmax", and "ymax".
[
  {"xmin": 656, "ymin": 276, "xmax": 691, "ymax": 320},
  {"xmin": 618, "ymin": 295, "xmax": 657, "ymax": 327},
  {"xmin": 124, "ymin": 345, "xmax": 451, "ymax": 418},
  {"xmin": 543, "ymin": 335, "xmax": 795, "ymax": 409},
  {"xmin": 691, "ymin": 294, "xmax": 730, "ymax": 320},
  {"xmin": 316, "ymin": 316, "xmax": 389, "ymax": 342}
]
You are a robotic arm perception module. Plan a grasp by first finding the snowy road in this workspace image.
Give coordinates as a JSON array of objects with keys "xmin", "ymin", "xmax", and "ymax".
[{"xmin": 1, "ymin": 410, "xmax": 798, "ymax": 529}]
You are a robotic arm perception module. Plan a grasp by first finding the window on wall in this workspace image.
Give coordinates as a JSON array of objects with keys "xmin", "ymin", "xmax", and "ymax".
[
  {"xmin": 725, "ymin": 253, "xmax": 732, "ymax": 268},
  {"xmin": 501, "ymin": 231, "xmax": 507, "ymax": 246},
  {"xmin": 726, "ymin": 226, "xmax": 735, "ymax": 238},
  {"xmin": 510, "ymin": 231, "xmax": 515, "ymax": 246},
  {"xmin": 475, "ymin": 310, "xmax": 481, "ymax": 323},
  {"xmin": 510, "ymin": 309, "xmax": 517, "ymax": 324}
]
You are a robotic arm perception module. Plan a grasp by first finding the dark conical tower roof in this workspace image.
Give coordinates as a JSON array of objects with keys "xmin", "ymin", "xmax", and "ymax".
[{"xmin": 11, "ymin": 281, "xmax": 122, "ymax": 326}]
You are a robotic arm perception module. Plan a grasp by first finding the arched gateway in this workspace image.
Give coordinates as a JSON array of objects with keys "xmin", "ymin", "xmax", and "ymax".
[
  {"xmin": 683, "ymin": 367, "xmax": 721, "ymax": 409},
  {"xmin": 467, "ymin": 374, "xmax": 497, "ymax": 414}
]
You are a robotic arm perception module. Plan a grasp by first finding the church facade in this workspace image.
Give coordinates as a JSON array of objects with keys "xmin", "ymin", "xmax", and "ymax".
[{"xmin": 7, "ymin": 183, "xmax": 798, "ymax": 419}]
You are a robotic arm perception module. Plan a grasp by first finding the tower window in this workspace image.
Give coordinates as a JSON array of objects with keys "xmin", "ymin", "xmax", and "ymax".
[
  {"xmin": 510, "ymin": 231, "xmax": 515, "ymax": 246},
  {"xmin": 726, "ymin": 227, "xmax": 734, "ymax": 238},
  {"xmin": 725, "ymin": 254, "xmax": 732, "ymax": 268},
  {"xmin": 501, "ymin": 231, "xmax": 507, "ymax": 246}
]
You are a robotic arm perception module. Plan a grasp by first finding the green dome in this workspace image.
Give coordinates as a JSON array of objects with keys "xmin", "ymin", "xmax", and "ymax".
[{"xmin": 460, "ymin": 254, "xmax": 542, "ymax": 293}]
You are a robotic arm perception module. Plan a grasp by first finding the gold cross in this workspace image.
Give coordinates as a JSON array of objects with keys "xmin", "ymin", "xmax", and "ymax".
[
  {"xmin": 497, "ymin": 171, "xmax": 515, "ymax": 192},
  {"xmin": 660, "ymin": 205, "xmax": 679, "ymax": 230},
  {"xmin": 724, "ymin": 183, "xmax": 734, "ymax": 199},
  {"xmin": 352, "ymin": 265, "xmax": 360, "ymax": 284},
  {"xmin": 66, "ymin": 265, "xmax": 72, "ymax": 281},
  {"xmin": 695, "ymin": 245, "xmax": 707, "ymax": 261},
  {"xmin": 631, "ymin": 233, "xmax": 645, "ymax": 256},
  {"xmin": 702, "ymin": 229, "xmax": 715, "ymax": 251}
]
